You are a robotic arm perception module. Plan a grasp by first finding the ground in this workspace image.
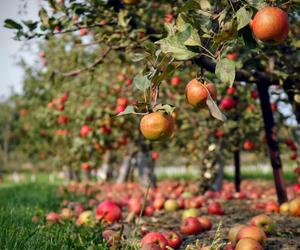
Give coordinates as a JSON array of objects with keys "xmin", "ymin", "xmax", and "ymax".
[{"xmin": 0, "ymin": 174, "xmax": 300, "ymax": 250}]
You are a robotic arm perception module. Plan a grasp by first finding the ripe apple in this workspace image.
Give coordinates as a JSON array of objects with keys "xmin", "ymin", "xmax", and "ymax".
[
  {"xmin": 164, "ymin": 199, "xmax": 179, "ymax": 212},
  {"xmin": 171, "ymin": 76, "xmax": 181, "ymax": 87},
  {"xmin": 153, "ymin": 198, "xmax": 165, "ymax": 210},
  {"xmin": 237, "ymin": 226, "xmax": 267, "ymax": 245},
  {"xmin": 80, "ymin": 125, "xmax": 91, "ymax": 137},
  {"xmin": 76, "ymin": 211, "xmax": 93, "ymax": 226},
  {"xmin": 117, "ymin": 97, "xmax": 128, "ymax": 107},
  {"xmin": 251, "ymin": 90, "xmax": 259, "ymax": 99},
  {"xmin": 164, "ymin": 14, "xmax": 174, "ymax": 23},
  {"xmin": 79, "ymin": 28, "xmax": 88, "ymax": 36},
  {"xmin": 250, "ymin": 214, "xmax": 274, "ymax": 234},
  {"xmin": 81, "ymin": 162, "xmax": 90, "ymax": 171},
  {"xmin": 265, "ymin": 202, "xmax": 279, "ymax": 213},
  {"xmin": 235, "ymin": 238, "xmax": 263, "ymax": 250},
  {"xmin": 208, "ymin": 202, "xmax": 224, "ymax": 215},
  {"xmin": 226, "ymin": 53, "xmax": 238, "ymax": 61},
  {"xmin": 197, "ymin": 217, "xmax": 212, "ymax": 231},
  {"xmin": 163, "ymin": 231, "xmax": 182, "ymax": 249},
  {"xmin": 141, "ymin": 232, "xmax": 169, "ymax": 250},
  {"xmin": 226, "ymin": 86, "xmax": 236, "ymax": 95},
  {"xmin": 46, "ymin": 212, "xmax": 61, "ymax": 224},
  {"xmin": 60, "ymin": 208, "xmax": 73, "ymax": 219},
  {"xmin": 180, "ymin": 217, "xmax": 203, "ymax": 235},
  {"xmin": 219, "ymin": 97, "xmax": 235, "ymax": 110},
  {"xmin": 116, "ymin": 105, "xmax": 126, "ymax": 114},
  {"xmin": 96, "ymin": 200, "xmax": 122, "ymax": 223},
  {"xmin": 279, "ymin": 202, "xmax": 290, "ymax": 215},
  {"xmin": 243, "ymin": 140, "xmax": 255, "ymax": 151},
  {"xmin": 289, "ymin": 197, "xmax": 300, "ymax": 217},
  {"xmin": 144, "ymin": 206, "xmax": 154, "ymax": 217},
  {"xmin": 182, "ymin": 208, "xmax": 199, "ymax": 219},
  {"xmin": 128, "ymin": 198, "xmax": 142, "ymax": 215},
  {"xmin": 228, "ymin": 224, "xmax": 246, "ymax": 246},
  {"xmin": 151, "ymin": 151, "xmax": 159, "ymax": 160}
]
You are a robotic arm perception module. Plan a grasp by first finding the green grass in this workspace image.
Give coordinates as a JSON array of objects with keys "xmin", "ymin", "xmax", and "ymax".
[{"xmin": 0, "ymin": 183, "xmax": 107, "ymax": 250}]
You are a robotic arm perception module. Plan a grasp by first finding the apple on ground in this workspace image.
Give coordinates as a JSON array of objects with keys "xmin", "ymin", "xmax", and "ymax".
[
  {"xmin": 250, "ymin": 214, "xmax": 274, "ymax": 234},
  {"xmin": 180, "ymin": 217, "xmax": 203, "ymax": 235},
  {"xmin": 237, "ymin": 226, "xmax": 267, "ymax": 245},
  {"xmin": 235, "ymin": 238, "xmax": 263, "ymax": 250},
  {"xmin": 197, "ymin": 217, "xmax": 212, "ymax": 231},
  {"xmin": 164, "ymin": 199, "xmax": 179, "ymax": 212},
  {"xmin": 163, "ymin": 231, "xmax": 182, "ymax": 249},
  {"xmin": 279, "ymin": 202, "xmax": 290, "ymax": 215},
  {"xmin": 228, "ymin": 224, "xmax": 247, "ymax": 246},
  {"xmin": 96, "ymin": 200, "xmax": 122, "ymax": 223},
  {"xmin": 182, "ymin": 208, "xmax": 199, "ymax": 219},
  {"xmin": 141, "ymin": 232, "xmax": 169, "ymax": 250},
  {"xmin": 46, "ymin": 212, "xmax": 61, "ymax": 224},
  {"xmin": 76, "ymin": 210, "xmax": 93, "ymax": 226},
  {"xmin": 289, "ymin": 197, "xmax": 300, "ymax": 217}
]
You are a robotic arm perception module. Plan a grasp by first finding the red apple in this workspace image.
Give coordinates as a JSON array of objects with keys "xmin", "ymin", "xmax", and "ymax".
[
  {"xmin": 128, "ymin": 198, "xmax": 142, "ymax": 215},
  {"xmin": 46, "ymin": 212, "xmax": 61, "ymax": 224},
  {"xmin": 237, "ymin": 226, "xmax": 267, "ymax": 245},
  {"xmin": 228, "ymin": 224, "xmax": 247, "ymax": 246},
  {"xmin": 197, "ymin": 217, "xmax": 212, "ymax": 231},
  {"xmin": 80, "ymin": 125, "xmax": 91, "ymax": 137},
  {"xmin": 208, "ymin": 202, "xmax": 224, "ymax": 215},
  {"xmin": 171, "ymin": 76, "xmax": 181, "ymax": 87},
  {"xmin": 141, "ymin": 232, "xmax": 169, "ymax": 250},
  {"xmin": 219, "ymin": 97, "xmax": 235, "ymax": 110},
  {"xmin": 289, "ymin": 197, "xmax": 300, "ymax": 217},
  {"xmin": 250, "ymin": 214, "xmax": 274, "ymax": 234},
  {"xmin": 163, "ymin": 231, "xmax": 182, "ymax": 249},
  {"xmin": 235, "ymin": 238, "xmax": 263, "ymax": 250},
  {"xmin": 144, "ymin": 206, "xmax": 154, "ymax": 217},
  {"xmin": 180, "ymin": 217, "xmax": 203, "ymax": 235},
  {"xmin": 151, "ymin": 151, "xmax": 159, "ymax": 160},
  {"xmin": 96, "ymin": 200, "xmax": 121, "ymax": 223}
]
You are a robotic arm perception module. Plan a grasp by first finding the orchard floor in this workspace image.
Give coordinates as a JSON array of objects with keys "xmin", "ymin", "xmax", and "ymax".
[{"xmin": 0, "ymin": 180, "xmax": 300, "ymax": 250}]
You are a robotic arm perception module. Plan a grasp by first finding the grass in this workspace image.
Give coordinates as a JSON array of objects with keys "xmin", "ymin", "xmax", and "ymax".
[{"xmin": 0, "ymin": 183, "xmax": 107, "ymax": 250}]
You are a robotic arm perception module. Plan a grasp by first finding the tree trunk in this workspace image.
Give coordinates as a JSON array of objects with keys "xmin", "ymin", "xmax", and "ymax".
[
  {"xmin": 137, "ymin": 136, "xmax": 156, "ymax": 188},
  {"xmin": 257, "ymin": 82, "xmax": 288, "ymax": 204},
  {"xmin": 74, "ymin": 169, "xmax": 81, "ymax": 182},
  {"xmin": 117, "ymin": 150, "xmax": 134, "ymax": 183},
  {"xmin": 100, "ymin": 150, "xmax": 113, "ymax": 180},
  {"xmin": 234, "ymin": 150, "xmax": 241, "ymax": 192},
  {"xmin": 211, "ymin": 158, "xmax": 225, "ymax": 192}
]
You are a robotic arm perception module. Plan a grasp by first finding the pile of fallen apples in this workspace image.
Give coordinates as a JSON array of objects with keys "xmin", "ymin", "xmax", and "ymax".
[{"xmin": 43, "ymin": 180, "xmax": 300, "ymax": 249}]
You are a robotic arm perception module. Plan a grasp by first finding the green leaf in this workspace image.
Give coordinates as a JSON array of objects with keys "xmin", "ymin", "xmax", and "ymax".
[
  {"xmin": 133, "ymin": 75, "xmax": 151, "ymax": 92},
  {"xmin": 215, "ymin": 58, "xmax": 236, "ymax": 86},
  {"xmin": 4, "ymin": 19, "xmax": 23, "ymax": 30},
  {"xmin": 176, "ymin": 15, "xmax": 201, "ymax": 46},
  {"xmin": 22, "ymin": 20, "xmax": 38, "ymax": 31},
  {"xmin": 39, "ymin": 8, "xmax": 49, "ymax": 27},
  {"xmin": 153, "ymin": 104, "xmax": 176, "ymax": 115},
  {"xmin": 213, "ymin": 20, "xmax": 238, "ymax": 46},
  {"xmin": 206, "ymin": 94, "xmax": 227, "ymax": 122},
  {"xmin": 118, "ymin": 10, "xmax": 131, "ymax": 28},
  {"xmin": 246, "ymin": 0, "xmax": 267, "ymax": 9},
  {"xmin": 236, "ymin": 6, "xmax": 253, "ymax": 30},
  {"xmin": 178, "ymin": 0, "xmax": 200, "ymax": 12},
  {"xmin": 117, "ymin": 105, "xmax": 136, "ymax": 116},
  {"xmin": 131, "ymin": 53, "xmax": 145, "ymax": 62}
]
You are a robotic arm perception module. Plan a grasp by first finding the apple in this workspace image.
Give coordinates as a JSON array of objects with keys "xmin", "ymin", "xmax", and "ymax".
[
  {"xmin": 182, "ymin": 191, "xmax": 192, "ymax": 199},
  {"xmin": 96, "ymin": 200, "xmax": 121, "ymax": 223},
  {"xmin": 60, "ymin": 92, "xmax": 68, "ymax": 103},
  {"xmin": 182, "ymin": 208, "xmax": 199, "ymax": 219},
  {"xmin": 228, "ymin": 224, "xmax": 247, "ymax": 246},
  {"xmin": 208, "ymin": 202, "xmax": 224, "ymax": 215},
  {"xmin": 164, "ymin": 199, "xmax": 179, "ymax": 212},
  {"xmin": 46, "ymin": 212, "xmax": 61, "ymax": 224},
  {"xmin": 251, "ymin": 90, "xmax": 259, "ymax": 99},
  {"xmin": 219, "ymin": 97, "xmax": 235, "ymax": 110},
  {"xmin": 144, "ymin": 206, "xmax": 154, "ymax": 217},
  {"xmin": 235, "ymin": 238, "xmax": 263, "ymax": 250},
  {"xmin": 153, "ymin": 198, "xmax": 165, "ymax": 210},
  {"xmin": 279, "ymin": 202, "xmax": 290, "ymax": 215},
  {"xmin": 79, "ymin": 28, "xmax": 88, "ymax": 36},
  {"xmin": 243, "ymin": 140, "xmax": 255, "ymax": 151},
  {"xmin": 163, "ymin": 231, "xmax": 182, "ymax": 249},
  {"xmin": 102, "ymin": 229, "xmax": 121, "ymax": 246},
  {"xmin": 289, "ymin": 197, "xmax": 300, "ymax": 217},
  {"xmin": 164, "ymin": 14, "xmax": 174, "ymax": 23},
  {"xmin": 171, "ymin": 76, "xmax": 181, "ymax": 87},
  {"xmin": 180, "ymin": 217, "xmax": 203, "ymax": 235},
  {"xmin": 128, "ymin": 198, "xmax": 142, "ymax": 215},
  {"xmin": 151, "ymin": 151, "xmax": 159, "ymax": 160},
  {"xmin": 81, "ymin": 162, "xmax": 90, "ymax": 171},
  {"xmin": 197, "ymin": 217, "xmax": 212, "ymax": 231},
  {"xmin": 250, "ymin": 214, "xmax": 274, "ymax": 234},
  {"xmin": 117, "ymin": 97, "xmax": 128, "ymax": 107},
  {"xmin": 226, "ymin": 53, "xmax": 238, "ymax": 61},
  {"xmin": 80, "ymin": 125, "xmax": 91, "ymax": 137},
  {"xmin": 57, "ymin": 115, "xmax": 68, "ymax": 125},
  {"xmin": 60, "ymin": 208, "xmax": 73, "ymax": 219},
  {"xmin": 226, "ymin": 86, "xmax": 236, "ymax": 95},
  {"xmin": 265, "ymin": 202, "xmax": 279, "ymax": 213},
  {"xmin": 116, "ymin": 105, "xmax": 126, "ymax": 114},
  {"xmin": 39, "ymin": 51, "xmax": 46, "ymax": 58},
  {"xmin": 237, "ymin": 226, "xmax": 267, "ymax": 245},
  {"xmin": 141, "ymin": 232, "xmax": 169, "ymax": 250},
  {"xmin": 76, "ymin": 211, "xmax": 93, "ymax": 226}
]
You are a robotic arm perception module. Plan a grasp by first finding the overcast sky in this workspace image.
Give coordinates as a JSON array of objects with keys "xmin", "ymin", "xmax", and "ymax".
[{"xmin": 0, "ymin": 0, "xmax": 40, "ymax": 100}]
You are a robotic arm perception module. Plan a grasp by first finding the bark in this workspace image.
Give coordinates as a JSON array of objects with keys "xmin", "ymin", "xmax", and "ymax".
[
  {"xmin": 117, "ymin": 151, "xmax": 134, "ymax": 183},
  {"xmin": 100, "ymin": 150, "xmax": 113, "ymax": 180},
  {"xmin": 137, "ymin": 136, "xmax": 156, "ymax": 188},
  {"xmin": 257, "ymin": 82, "xmax": 288, "ymax": 204},
  {"xmin": 211, "ymin": 158, "xmax": 225, "ymax": 192},
  {"xmin": 84, "ymin": 169, "xmax": 92, "ymax": 181},
  {"xmin": 234, "ymin": 150, "xmax": 241, "ymax": 192}
]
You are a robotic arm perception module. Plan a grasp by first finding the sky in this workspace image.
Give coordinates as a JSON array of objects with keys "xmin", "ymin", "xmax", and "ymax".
[{"xmin": 0, "ymin": 0, "xmax": 40, "ymax": 100}]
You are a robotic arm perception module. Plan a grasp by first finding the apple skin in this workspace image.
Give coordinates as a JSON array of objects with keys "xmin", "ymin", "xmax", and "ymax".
[
  {"xmin": 208, "ymin": 202, "xmax": 224, "ymax": 215},
  {"xmin": 76, "ymin": 211, "xmax": 93, "ymax": 226},
  {"xmin": 141, "ymin": 243, "xmax": 163, "ymax": 250},
  {"xmin": 250, "ymin": 214, "xmax": 274, "ymax": 234},
  {"xmin": 235, "ymin": 238, "xmax": 263, "ymax": 250},
  {"xmin": 46, "ymin": 212, "xmax": 61, "ymax": 224},
  {"xmin": 180, "ymin": 217, "xmax": 203, "ymax": 235},
  {"xmin": 163, "ymin": 231, "xmax": 182, "ymax": 249},
  {"xmin": 141, "ymin": 232, "xmax": 169, "ymax": 250},
  {"xmin": 237, "ymin": 226, "xmax": 267, "ymax": 245},
  {"xmin": 144, "ymin": 206, "xmax": 155, "ymax": 217},
  {"xmin": 128, "ymin": 198, "xmax": 142, "ymax": 215},
  {"xmin": 171, "ymin": 76, "xmax": 181, "ymax": 87},
  {"xmin": 153, "ymin": 198, "xmax": 165, "ymax": 210},
  {"xmin": 80, "ymin": 125, "xmax": 91, "ymax": 137},
  {"xmin": 279, "ymin": 202, "xmax": 290, "ymax": 215},
  {"xmin": 289, "ymin": 197, "xmax": 300, "ymax": 217},
  {"xmin": 224, "ymin": 244, "xmax": 235, "ymax": 250},
  {"xmin": 96, "ymin": 200, "xmax": 122, "ymax": 223},
  {"xmin": 228, "ymin": 224, "xmax": 247, "ymax": 246},
  {"xmin": 60, "ymin": 208, "xmax": 73, "ymax": 220},
  {"xmin": 197, "ymin": 217, "xmax": 212, "ymax": 231},
  {"xmin": 182, "ymin": 208, "xmax": 199, "ymax": 219},
  {"xmin": 164, "ymin": 199, "xmax": 179, "ymax": 212},
  {"xmin": 265, "ymin": 202, "xmax": 280, "ymax": 214}
]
